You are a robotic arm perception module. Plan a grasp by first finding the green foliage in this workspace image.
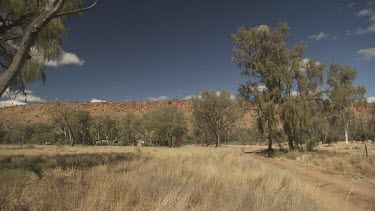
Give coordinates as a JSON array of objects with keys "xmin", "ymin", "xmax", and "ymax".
[
  {"xmin": 144, "ymin": 105, "xmax": 187, "ymax": 147},
  {"xmin": 0, "ymin": 0, "xmax": 91, "ymax": 93},
  {"xmin": 232, "ymin": 23, "xmax": 307, "ymax": 150},
  {"xmin": 232, "ymin": 23, "xmax": 366, "ymax": 151},
  {"xmin": 351, "ymin": 116, "xmax": 367, "ymax": 142},
  {"xmin": 327, "ymin": 63, "xmax": 366, "ymax": 143},
  {"xmin": 225, "ymin": 126, "xmax": 262, "ymax": 145},
  {"xmin": 49, "ymin": 101, "xmax": 92, "ymax": 146},
  {"xmin": 118, "ymin": 113, "xmax": 143, "ymax": 146},
  {"xmin": 0, "ymin": 122, "xmax": 5, "ymax": 142},
  {"xmin": 2, "ymin": 122, "xmax": 55, "ymax": 145},
  {"xmin": 191, "ymin": 90, "xmax": 244, "ymax": 147},
  {"xmin": 90, "ymin": 115, "xmax": 118, "ymax": 141},
  {"xmin": 368, "ymin": 109, "xmax": 375, "ymax": 141}
]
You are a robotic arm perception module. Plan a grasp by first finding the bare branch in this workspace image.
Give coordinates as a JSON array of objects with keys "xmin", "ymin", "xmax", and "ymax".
[{"xmin": 54, "ymin": 0, "xmax": 99, "ymax": 18}]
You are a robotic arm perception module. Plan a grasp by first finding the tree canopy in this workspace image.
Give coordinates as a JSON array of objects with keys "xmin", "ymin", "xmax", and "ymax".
[
  {"xmin": 0, "ymin": 0, "xmax": 98, "ymax": 97},
  {"xmin": 232, "ymin": 23, "xmax": 366, "ymax": 151},
  {"xmin": 191, "ymin": 90, "xmax": 244, "ymax": 147}
]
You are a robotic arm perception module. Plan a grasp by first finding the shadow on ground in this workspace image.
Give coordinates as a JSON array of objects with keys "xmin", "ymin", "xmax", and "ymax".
[{"xmin": 0, "ymin": 152, "xmax": 139, "ymax": 178}]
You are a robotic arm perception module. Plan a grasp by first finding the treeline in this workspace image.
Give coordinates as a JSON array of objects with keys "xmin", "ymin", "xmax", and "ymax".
[
  {"xmin": 0, "ymin": 90, "xmax": 373, "ymax": 149},
  {"xmin": 231, "ymin": 23, "xmax": 375, "ymax": 151},
  {"xmin": 0, "ymin": 92, "xmax": 250, "ymax": 147}
]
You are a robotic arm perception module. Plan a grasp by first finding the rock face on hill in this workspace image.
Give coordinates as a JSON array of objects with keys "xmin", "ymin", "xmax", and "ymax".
[{"xmin": 0, "ymin": 100, "xmax": 373, "ymax": 128}]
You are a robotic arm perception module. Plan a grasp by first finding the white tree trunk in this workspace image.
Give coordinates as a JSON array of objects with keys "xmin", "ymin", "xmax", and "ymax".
[{"xmin": 345, "ymin": 122, "xmax": 349, "ymax": 144}]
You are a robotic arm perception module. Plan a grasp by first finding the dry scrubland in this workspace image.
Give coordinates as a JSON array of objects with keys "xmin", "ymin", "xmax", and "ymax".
[
  {"xmin": 0, "ymin": 145, "xmax": 357, "ymax": 211},
  {"xmin": 272, "ymin": 143, "xmax": 375, "ymax": 186}
]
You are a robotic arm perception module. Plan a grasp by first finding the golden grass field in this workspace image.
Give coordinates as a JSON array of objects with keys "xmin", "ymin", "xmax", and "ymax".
[
  {"xmin": 0, "ymin": 145, "xmax": 362, "ymax": 211},
  {"xmin": 269, "ymin": 142, "xmax": 375, "ymax": 186}
]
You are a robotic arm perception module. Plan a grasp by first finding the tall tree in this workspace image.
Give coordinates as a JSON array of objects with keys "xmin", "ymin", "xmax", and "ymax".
[
  {"xmin": 49, "ymin": 100, "xmax": 75, "ymax": 145},
  {"xmin": 0, "ymin": 0, "xmax": 98, "ymax": 97},
  {"xmin": 327, "ymin": 63, "xmax": 366, "ymax": 144},
  {"xmin": 231, "ymin": 23, "xmax": 305, "ymax": 150},
  {"xmin": 191, "ymin": 90, "xmax": 244, "ymax": 147}
]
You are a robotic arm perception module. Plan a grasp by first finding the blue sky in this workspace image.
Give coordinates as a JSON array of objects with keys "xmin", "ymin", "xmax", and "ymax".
[{"xmin": 5, "ymin": 0, "xmax": 375, "ymax": 103}]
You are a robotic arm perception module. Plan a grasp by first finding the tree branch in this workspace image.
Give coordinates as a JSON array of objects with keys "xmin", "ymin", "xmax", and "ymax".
[
  {"xmin": 0, "ymin": 33, "xmax": 25, "ymax": 43},
  {"xmin": 54, "ymin": 0, "xmax": 99, "ymax": 18}
]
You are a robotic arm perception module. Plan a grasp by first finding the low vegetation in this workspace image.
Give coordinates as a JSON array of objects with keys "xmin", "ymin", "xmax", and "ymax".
[
  {"xmin": 267, "ymin": 142, "xmax": 375, "ymax": 185},
  {"xmin": 0, "ymin": 146, "xmax": 356, "ymax": 211}
]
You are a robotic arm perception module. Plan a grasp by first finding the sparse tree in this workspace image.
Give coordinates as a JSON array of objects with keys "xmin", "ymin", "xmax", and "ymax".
[
  {"xmin": 191, "ymin": 90, "xmax": 244, "ymax": 147},
  {"xmin": 0, "ymin": 0, "xmax": 98, "ymax": 97},
  {"xmin": 327, "ymin": 63, "xmax": 366, "ymax": 144}
]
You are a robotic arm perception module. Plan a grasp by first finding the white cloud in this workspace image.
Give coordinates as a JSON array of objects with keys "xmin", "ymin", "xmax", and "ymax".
[
  {"xmin": 355, "ymin": 8, "xmax": 375, "ymax": 35},
  {"xmin": 291, "ymin": 91, "xmax": 299, "ymax": 96},
  {"xmin": 183, "ymin": 95, "xmax": 195, "ymax": 100},
  {"xmin": 13, "ymin": 94, "xmax": 46, "ymax": 103},
  {"xmin": 2, "ymin": 89, "xmax": 46, "ymax": 103},
  {"xmin": 358, "ymin": 8, "xmax": 374, "ymax": 17},
  {"xmin": 147, "ymin": 96, "xmax": 168, "ymax": 102},
  {"xmin": 45, "ymin": 51, "xmax": 85, "ymax": 68},
  {"xmin": 355, "ymin": 25, "xmax": 375, "ymax": 35},
  {"xmin": 357, "ymin": 48, "xmax": 375, "ymax": 60},
  {"xmin": 90, "ymin": 98, "xmax": 106, "ymax": 103},
  {"xmin": 308, "ymin": 32, "xmax": 329, "ymax": 40},
  {"xmin": 257, "ymin": 85, "xmax": 267, "ymax": 92},
  {"xmin": 300, "ymin": 58, "xmax": 322, "ymax": 72},
  {"xmin": 215, "ymin": 91, "xmax": 237, "ymax": 100},
  {"xmin": 367, "ymin": 97, "xmax": 375, "ymax": 103},
  {"xmin": 183, "ymin": 92, "xmax": 237, "ymax": 100},
  {"xmin": 24, "ymin": 89, "xmax": 34, "ymax": 94},
  {"xmin": 0, "ymin": 100, "xmax": 27, "ymax": 108},
  {"xmin": 249, "ymin": 85, "xmax": 267, "ymax": 92}
]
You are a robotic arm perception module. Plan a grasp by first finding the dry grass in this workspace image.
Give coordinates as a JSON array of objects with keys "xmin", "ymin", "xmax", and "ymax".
[
  {"xmin": 274, "ymin": 142, "xmax": 375, "ymax": 186},
  {"xmin": 0, "ymin": 145, "xmax": 356, "ymax": 210}
]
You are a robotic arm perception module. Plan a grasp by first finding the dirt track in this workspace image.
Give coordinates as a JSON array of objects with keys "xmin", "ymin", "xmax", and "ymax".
[{"xmin": 248, "ymin": 153, "xmax": 375, "ymax": 210}]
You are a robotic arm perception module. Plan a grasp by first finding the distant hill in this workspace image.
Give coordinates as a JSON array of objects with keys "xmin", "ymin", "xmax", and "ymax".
[{"xmin": 0, "ymin": 100, "xmax": 373, "ymax": 128}]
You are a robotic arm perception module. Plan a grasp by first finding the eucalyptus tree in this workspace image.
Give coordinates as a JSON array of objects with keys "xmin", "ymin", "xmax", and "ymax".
[
  {"xmin": 91, "ymin": 115, "xmax": 118, "ymax": 141},
  {"xmin": 0, "ymin": 0, "xmax": 98, "ymax": 97},
  {"xmin": 144, "ymin": 105, "xmax": 187, "ymax": 147},
  {"xmin": 50, "ymin": 100, "xmax": 75, "ymax": 145},
  {"xmin": 327, "ymin": 63, "xmax": 366, "ymax": 144},
  {"xmin": 50, "ymin": 101, "xmax": 92, "ymax": 146},
  {"xmin": 232, "ymin": 23, "xmax": 306, "ymax": 150},
  {"xmin": 281, "ymin": 59, "xmax": 326, "ymax": 150},
  {"xmin": 71, "ymin": 109, "xmax": 91, "ymax": 145},
  {"xmin": 118, "ymin": 113, "xmax": 143, "ymax": 146},
  {"xmin": 191, "ymin": 91, "xmax": 244, "ymax": 147}
]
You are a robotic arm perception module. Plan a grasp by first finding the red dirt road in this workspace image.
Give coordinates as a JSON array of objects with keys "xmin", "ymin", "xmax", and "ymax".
[{"xmin": 248, "ymin": 154, "xmax": 375, "ymax": 210}]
